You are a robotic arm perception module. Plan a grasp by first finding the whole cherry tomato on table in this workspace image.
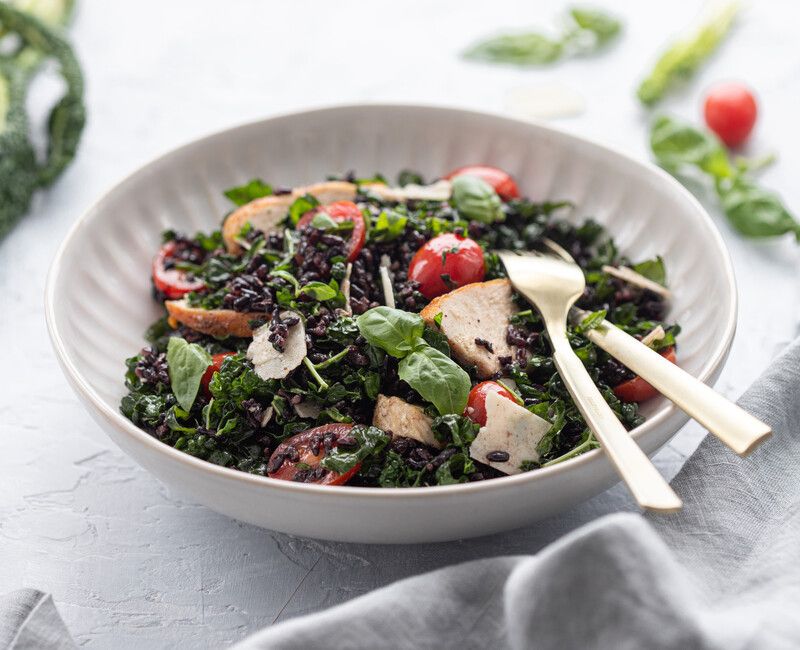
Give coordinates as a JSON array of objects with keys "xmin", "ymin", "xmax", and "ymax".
[
  {"xmin": 703, "ymin": 83, "xmax": 758, "ymax": 148},
  {"xmin": 296, "ymin": 200, "xmax": 366, "ymax": 262},
  {"xmin": 465, "ymin": 381, "xmax": 522, "ymax": 426},
  {"xmin": 612, "ymin": 347, "xmax": 677, "ymax": 403},
  {"xmin": 408, "ymin": 233, "xmax": 486, "ymax": 299},
  {"xmin": 152, "ymin": 240, "xmax": 205, "ymax": 299},
  {"xmin": 444, "ymin": 165, "xmax": 520, "ymax": 201},
  {"xmin": 267, "ymin": 423, "xmax": 360, "ymax": 485}
]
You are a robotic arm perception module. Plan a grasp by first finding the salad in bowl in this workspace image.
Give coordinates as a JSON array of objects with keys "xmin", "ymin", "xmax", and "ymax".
[{"xmin": 122, "ymin": 165, "xmax": 678, "ymax": 489}]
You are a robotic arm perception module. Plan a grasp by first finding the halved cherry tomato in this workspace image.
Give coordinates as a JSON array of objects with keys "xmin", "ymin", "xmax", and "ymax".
[
  {"xmin": 296, "ymin": 200, "xmax": 366, "ymax": 262},
  {"xmin": 267, "ymin": 423, "xmax": 360, "ymax": 485},
  {"xmin": 612, "ymin": 347, "xmax": 677, "ymax": 403},
  {"xmin": 152, "ymin": 240, "xmax": 205, "ymax": 300},
  {"xmin": 408, "ymin": 233, "xmax": 485, "ymax": 300},
  {"xmin": 703, "ymin": 83, "xmax": 758, "ymax": 148},
  {"xmin": 444, "ymin": 165, "xmax": 520, "ymax": 201},
  {"xmin": 201, "ymin": 352, "xmax": 236, "ymax": 396},
  {"xmin": 465, "ymin": 381, "xmax": 521, "ymax": 426}
]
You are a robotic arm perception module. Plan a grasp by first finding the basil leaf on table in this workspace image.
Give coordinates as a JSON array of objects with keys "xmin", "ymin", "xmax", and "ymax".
[
  {"xmin": 569, "ymin": 7, "xmax": 621, "ymax": 45},
  {"xmin": 398, "ymin": 346, "xmax": 471, "ymax": 416},
  {"xmin": 166, "ymin": 337, "xmax": 212, "ymax": 411},
  {"xmin": 718, "ymin": 179, "xmax": 800, "ymax": 240},
  {"xmin": 356, "ymin": 307, "xmax": 425, "ymax": 358},
  {"xmin": 223, "ymin": 178, "xmax": 272, "ymax": 206},
  {"xmin": 451, "ymin": 175, "xmax": 504, "ymax": 223},
  {"xmin": 650, "ymin": 115, "xmax": 800, "ymax": 244}
]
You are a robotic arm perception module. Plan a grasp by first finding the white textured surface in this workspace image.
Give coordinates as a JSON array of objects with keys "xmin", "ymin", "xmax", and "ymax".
[{"xmin": 2, "ymin": 0, "xmax": 799, "ymax": 646}]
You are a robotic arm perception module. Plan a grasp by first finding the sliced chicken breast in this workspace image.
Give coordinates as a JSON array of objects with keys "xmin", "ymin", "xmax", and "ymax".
[
  {"xmin": 165, "ymin": 299, "xmax": 263, "ymax": 338},
  {"xmin": 372, "ymin": 394, "xmax": 442, "ymax": 449},
  {"xmin": 420, "ymin": 278, "xmax": 517, "ymax": 378}
]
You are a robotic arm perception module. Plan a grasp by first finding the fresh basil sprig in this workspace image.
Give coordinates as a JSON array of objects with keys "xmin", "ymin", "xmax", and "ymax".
[
  {"xmin": 650, "ymin": 115, "xmax": 800, "ymax": 241},
  {"xmin": 637, "ymin": 1, "xmax": 738, "ymax": 106},
  {"xmin": 223, "ymin": 178, "xmax": 272, "ymax": 206},
  {"xmin": 356, "ymin": 307, "xmax": 471, "ymax": 415},
  {"xmin": 451, "ymin": 175, "xmax": 503, "ymax": 223},
  {"xmin": 463, "ymin": 6, "xmax": 622, "ymax": 67},
  {"xmin": 166, "ymin": 337, "xmax": 212, "ymax": 411}
]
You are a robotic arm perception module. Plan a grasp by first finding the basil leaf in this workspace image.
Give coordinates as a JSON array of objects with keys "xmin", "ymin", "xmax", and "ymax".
[
  {"xmin": 451, "ymin": 175, "xmax": 504, "ymax": 223},
  {"xmin": 320, "ymin": 425, "xmax": 389, "ymax": 474},
  {"xmin": 298, "ymin": 281, "xmax": 338, "ymax": 301},
  {"xmin": 289, "ymin": 194, "xmax": 319, "ymax": 225},
  {"xmin": 166, "ymin": 337, "xmax": 212, "ymax": 412},
  {"xmin": 637, "ymin": 1, "xmax": 738, "ymax": 106},
  {"xmin": 569, "ymin": 8, "xmax": 621, "ymax": 45},
  {"xmin": 310, "ymin": 212, "xmax": 354, "ymax": 232},
  {"xmin": 464, "ymin": 31, "xmax": 562, "ymax": 66},
  {"xmin": 356, "ymin": 307, "xmax": 425, "ymax": 358},
  {"xmin": 223, "ymin": 179, "xmax": 272, "ymax": 206},
  {"xmin": 718, "ymin": 179, "xmax": 800, "ymax": 239},
  {"xmin": 398, "ymin": 346, "xmax": 471, "ymax": 415},
  {"xmin": 632, "ymin": 257, "xmax": 666, "ymax": 285},
  {"xmin": 650, "ymin": 116, "xmax": 732, "ymax": 178},
  {"xmin": 576, "ymin": 309, "xmax": 607, "ymax": 334},
  {"xmin": 370, "ymin": 209, "xmax": 408, "ymax": 243}
]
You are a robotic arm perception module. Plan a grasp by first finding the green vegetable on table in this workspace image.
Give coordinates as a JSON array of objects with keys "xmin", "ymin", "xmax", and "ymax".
[
  {"xmin": 0, "ymin": 0, "xmax": 85, "ymax": 239},
  {"xmin": 356, "ymin": 306, "xmax": 471, "ymax": 415},
  {"xmin": 650, "ymin": 115, "xmax": 800, "ymax": 241},
  {"xmin": 463, "ymin": 6, "xmax": 621, "ymax": 66},
  {"xmin": 637, "ymin": 2, "xmax": 739, "ymax": 106}
]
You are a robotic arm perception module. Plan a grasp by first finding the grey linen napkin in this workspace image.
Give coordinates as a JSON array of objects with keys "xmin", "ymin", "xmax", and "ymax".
[
  {"xmin": 0, "ymin": 589, "xmax": 76, "ymax": 650},
  {"xmin": 235, "ymin": 337, "xmax": 800, "ymax": 650}
]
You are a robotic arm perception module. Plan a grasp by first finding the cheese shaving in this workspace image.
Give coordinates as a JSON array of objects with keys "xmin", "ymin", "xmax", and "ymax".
[{"xmin": 602, "ymin": 265, "xmax": 671, "ymax": 299}]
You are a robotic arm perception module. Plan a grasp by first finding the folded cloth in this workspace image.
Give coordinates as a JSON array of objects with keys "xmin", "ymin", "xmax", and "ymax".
[
  {"xmin": 0, "ymin": 589, "xmax": 76, "ymax": 650},
  {"xmin": 235, "ymin": 337, "xmax": 800, "ymax": 650}
]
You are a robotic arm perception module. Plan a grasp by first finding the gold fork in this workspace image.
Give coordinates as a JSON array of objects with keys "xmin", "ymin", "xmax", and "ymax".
[{"xmin": 498, "ymin": 249, "xmax": 682, "ymax": 513}]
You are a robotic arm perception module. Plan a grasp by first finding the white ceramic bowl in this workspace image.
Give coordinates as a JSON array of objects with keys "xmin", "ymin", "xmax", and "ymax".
[{"xmin": 46, "ymin": 105, "xmax": 736, "ymax": 543}]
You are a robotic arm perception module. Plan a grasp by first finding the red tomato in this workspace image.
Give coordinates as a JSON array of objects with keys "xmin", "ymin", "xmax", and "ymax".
[
  {"xmin": 613, "ymin": 347, "xmax": 677, "ymax": 403},
  {"xmin": 407, "ymin": 233, "xmax": 486, "ymax": 299},
  {"xmin": 465, "ymin": 381, "xmax": 521, "ymax": 426},
  {"xmin": 444, "ymin": 165, "xmax": 520, "ymax": 200},
  {"xmin": 703, "ymin": 83, "xmax": 758, "ymax": 147},
  {"xmin": 267, "ymin": 423, "xmax": 360, "ymax": 486},
  {"xmin": 201, "ymin": 352, "xmax": 236, "ymax": 396},
  {"xmin": 296, "ymin": 200, "xmax": 366, "ymax": 262},
  {"xmin": 152, "ymin": 240, "xmax": 205, "ymax": 299}
]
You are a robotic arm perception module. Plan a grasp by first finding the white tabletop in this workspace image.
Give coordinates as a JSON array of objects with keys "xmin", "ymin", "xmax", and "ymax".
[{"xmin": 2, "ymin": 1, "xmax": 798, "ymax": 647}]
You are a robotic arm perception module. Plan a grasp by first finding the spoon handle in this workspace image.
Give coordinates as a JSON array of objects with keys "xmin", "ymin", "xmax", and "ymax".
[
  {"xmin": 548, "ymin": 330, "xmax": 682, "ymax": 513},
  {"xmin": 582, "ymin": 319, "xmax": 771, "ymax": 456}
]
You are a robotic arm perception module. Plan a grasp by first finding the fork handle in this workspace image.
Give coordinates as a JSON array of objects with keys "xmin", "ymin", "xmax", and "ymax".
[
  {"xmin": 548, "ymin": 332, "xmax": 682, "ymax": 513},
  {"xmin": 582, "ymin": 319, "xmax": 771, "ymax": 456}
]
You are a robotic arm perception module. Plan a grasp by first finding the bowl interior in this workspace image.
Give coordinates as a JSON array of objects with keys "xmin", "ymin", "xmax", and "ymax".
[{"xmin": 49, "ymin": 105, "xmax": 734, "ymax": 458}]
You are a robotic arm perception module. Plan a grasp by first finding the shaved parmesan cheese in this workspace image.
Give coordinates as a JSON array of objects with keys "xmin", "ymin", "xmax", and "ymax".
[
  {"xmin": 247, "ymin": 311, "xmax": 306, "ymax": 380},
  {"xmin": 470, "ymin": 392, "xmax": 551, "ymax": 474},
  {"xmin": 601, "ymin": 265, "xmax": 671, "ymax": 299},
  {"xmin": 260, "ymin": 406, "xmax": 274, "ymax": 427},
  {"xmin": 640, "ymin": 325, "xmax": 666, "ymax": 348},
  {"xmin": 372, "ymin": 394, "xmax": 441, "ymax": 449},
  {"xmin": 364, "ymin": 180, "xmax": 452, "ymax": 203},
  {"xmin": 379, "ymin": 255, "xmax": 395, "ymax": 308},
  {"xmin": 294, "ymin": 401, "xmax": 321, "ymax": 419},
  {"xmin": 339, "ymin": 262, "xmax": 354, "ymax": 316}
]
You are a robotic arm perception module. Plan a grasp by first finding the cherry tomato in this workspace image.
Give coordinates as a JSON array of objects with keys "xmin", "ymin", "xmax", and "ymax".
[
  {"xmin": 613, "ymin": 347, "xmax": 677, "ymax": 403},
  {"xmin": 296, "ymin": 200, "xmax": 366, "ymax": 262},
  {"xmin": 465, "ymin": 381, "xmax": 521, "ymax": 426},
  {"xmin": 267, "ymin": 423, "xmax": 360, "ymax": 486},
  {"xmin": 703, "ymin": 83, "xmax": 758, "ymax": 147},
  {"xmin": 408, "ymin": 233, "xmax": 486, "ymax": 300},
  {"xmin": 152, "ymin": 240, "xmax": 205, "ymax": 299},
  {"xmin": 444, "ymin": 165, "xmax": 520, "ymax": 200},
  {"xmin": 200, "ymin": 352, "xmax": 236, "ymax": 396}
]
